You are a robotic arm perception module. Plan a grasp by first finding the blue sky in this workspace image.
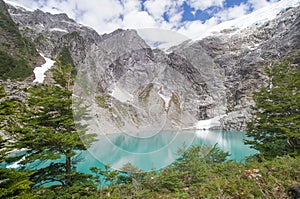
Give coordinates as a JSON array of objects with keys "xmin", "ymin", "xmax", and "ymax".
[{"xmin": 4, "ymin": 0, "xmax": 299, "ymax": 40}]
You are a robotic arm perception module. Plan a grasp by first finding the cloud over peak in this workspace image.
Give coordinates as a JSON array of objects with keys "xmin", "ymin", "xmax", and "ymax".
[{"xmin": 4, "ymin": 0, "xmax": 299, "ymax": 40}]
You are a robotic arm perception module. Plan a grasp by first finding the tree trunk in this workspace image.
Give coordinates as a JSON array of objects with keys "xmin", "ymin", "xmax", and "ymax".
[
  {"xmin": 66, "ymin": 155, "xmax": 71, "ymax": 186},
  {"xmin": 100, "ymin": 185, "xmax": 103, "ymax": 199}
]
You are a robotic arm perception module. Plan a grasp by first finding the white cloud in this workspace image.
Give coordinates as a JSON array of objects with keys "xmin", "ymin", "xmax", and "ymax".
[
  {"xmin": 4, "ymin": 0, "xmax": 300, "ymax": 43},
  {"xmin": 122, "ymin": 0, "xmax": 142, "ymax": 14},
  {"xmin": 177, "ymin": 15, "xmax": 224, "ymax": 39},
  {"xmin": 2, "ymin": 0, "xmax": 243, "ymax": 36},
  {"xmin": 4, "ymin": 0, "xmax": 39, "ymax": 11},
  {"xmin": 41, "ymin": 0, "xmax": 77, "ymax": 18},
  {"xmin": 76, "ymin": 0, "xmax": 123, "ymax": 19},
  {"xmin": 187, "ymin": 0, "xmax": 225, "ymax": 10},
  {"xmin": 178, "ymin": 20, "xmax": 203, "ymax": 35},
  {"xmin": 9, "ymin": 0, "xmax": 125, "ymax": 34},
  {"xmin": 122, "ymin": 10, "xmax": 158, "ymax": 29},
  {"xmin": 143, "ymin": 0, "xmax": 171, "ymax": 19},
  {"xmin": 167, "ymin": 7, "xmax": 184, "ymax": 25},
  {"xmin": 248, "ymin": 0, "xmax": 277, "ymax": 10},
  {"xmin": 75, "ymin": 0, "xmax": 123, "ymax": 33},
  {"xmin": 177, "ymin": 2, "xmax": 251, "ymax": 39},
  {"xmin": 137, "ymin": 28, "xmax": 189, "ymax": 49},
  {"xmin": 4, "ymin": 0, "xmax": 34, "ymax": 11},
  {"xmin": 143, "ymin": 0, "xmax": 184, "ymax": 25},
  {"xmin": 216, "ymin": 3, "xmax": 250, "ymax": 21}
]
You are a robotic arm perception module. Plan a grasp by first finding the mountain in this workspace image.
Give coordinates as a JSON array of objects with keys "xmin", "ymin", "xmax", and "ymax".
[
  {"xmin": 2, "ymin": 1, "xmax": 300, "ymax": 132},
  {"xmin": 0, "ymin": 0, "xmax": 42, "ymax": 80}
]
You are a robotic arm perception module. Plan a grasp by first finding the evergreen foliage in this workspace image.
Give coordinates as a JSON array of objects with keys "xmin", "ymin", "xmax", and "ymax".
[
  {"xmin": 86, "ymin": 146, "xmax": 300, "ymax": 199},
  {"xmin": 246, "ymin": 60, "xmax": 300, "ymax": 158},
  {"xmin": 57, "ymin": 47, "xmax": 74, "ymax": 69},
  {"xmin": 0, "ymin": 50, "xmax": 33, "ymax": 80},
  {"xmin": 14, "ymin": 85, "xmax": 85, "ymax": 185},
  {"xmin": 1, "ymin": 57, "xmax": 299, "ymax": 198},
  {"xmin": 11, "ymin": 61, "xmax": 96, "ymax": 187},
  {"xmin": 90, "ymin": 165, "xmax": 119, "ymax": 198},
  {"xmin": 0, "ymin": 168, "xmax": 34, "ymax": 199},
  {"xmin": 56, "ymin": 46, "xmax": 77, "ymax": 76},
  {"xmin": 51, "ymin": 60, "xmax": 73, "ymax": 90},
  {"xmin": 0, "ymin": 84, "xmax": 34, "ymax": 198},
  {"xmin": 0, "ymin": 84, "xmax": 27, "ymax": 155}
]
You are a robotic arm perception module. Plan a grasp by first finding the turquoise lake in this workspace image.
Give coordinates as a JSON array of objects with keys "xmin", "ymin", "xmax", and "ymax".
[
  {"xmin": 5, "ymin": 130, "xmax": 257, "ymax": 173},
  {"xmin": 75, "ymin": 130, "xmax": 257, "ymax": 173}
]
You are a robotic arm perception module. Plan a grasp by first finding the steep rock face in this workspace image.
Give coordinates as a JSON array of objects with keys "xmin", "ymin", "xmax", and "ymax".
[
  {"xmin": 4, "ymin": 2, "xmax": 300, "ymax": 131},
  {"xmin": 176, "ymin": 6, "xmax": 300, "ymax": 130},
  {"xmin": 75, "ymin": 37, "xmax": 200, "ymax": 134}
]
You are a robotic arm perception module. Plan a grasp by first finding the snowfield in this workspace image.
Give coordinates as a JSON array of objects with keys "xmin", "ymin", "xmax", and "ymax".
[
  {"xmin": 33, "ymin": 54, "xmax": 55, "ymax": 83},
  {"xmin": 192, "ymin": 0, "xmax": 300, "ymax": 40}
]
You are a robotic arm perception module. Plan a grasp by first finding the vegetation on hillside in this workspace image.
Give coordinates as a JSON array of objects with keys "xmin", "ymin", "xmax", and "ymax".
[
  {"xmin": 0, "ymin": 61, "xmax": 97, "ymax": 198},
  {"xmin": 0, "ymin": 2, "xmax": 299, "ymax": 197},
  {"xmin": 0, "ymin": 85, "xmax": 34, "ymax": 198},
  {"xmin": 0, "ymin": 51, "xmax": 33, "ymax": 80},
  {"xmin": 56, "ymin": 46, "xmax": 77, "ymax": 76},
  {"xmin": 0, "ymin": 0, "xmax": 40, "ymax": 80},
  {"xmin": 0, "ymin": 57, "xmax": 299, "ymax": 199},
  {"xmin": 246, "ymin": 60, "xmax": 300, "ymax": 158}
]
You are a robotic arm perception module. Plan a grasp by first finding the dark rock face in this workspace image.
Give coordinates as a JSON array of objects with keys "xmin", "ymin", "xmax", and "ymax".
[{"xmin": 4, "ymin": 2, "xmax": 300, "ymax": 131}]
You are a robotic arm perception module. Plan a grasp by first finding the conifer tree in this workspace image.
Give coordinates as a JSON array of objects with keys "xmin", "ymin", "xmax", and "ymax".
[
  {"xmin": 246, "ymin": 60, "xmax": 300, "ymax": 158},
  {"xmin": 0, "ymin": 85, "xmax": 34, "ymax": 198},
  {"xmin": 14, "ymin": 61, "xmax": 95, "ymax": 186},
  {"xmin": 0, "ymin": 85, "xmax": 26, "ymax": 136}
]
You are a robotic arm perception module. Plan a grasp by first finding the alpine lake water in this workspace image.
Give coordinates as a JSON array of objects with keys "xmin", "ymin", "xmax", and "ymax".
[
  {"xmin": 77, "ymin": 130, "xmax": 257, "ymax": 173},
  {"xmin": 5, "ymin": 130, "xmax": 257, "ymax": 175}
]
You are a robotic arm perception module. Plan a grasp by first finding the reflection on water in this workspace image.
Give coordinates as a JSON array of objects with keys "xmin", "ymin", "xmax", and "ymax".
[
  {"xmin": 5, "ymin": 130, "xmax": 257, "ymax": 173},
  {"xmin": 88, "ymin": 130, "xmax": 196, "ymax": 171},
  {"xmin": 194, "ymin": 130, "xmax": 257, "ymax": 160},
  {"xmin": 78, "ymin": 130, "xmax": 257, "ymax": 172}
]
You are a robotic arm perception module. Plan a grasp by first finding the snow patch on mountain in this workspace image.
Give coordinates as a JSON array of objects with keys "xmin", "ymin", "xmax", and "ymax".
[
  {"xmin": 195, "ymin": 115, "xmax": 226, "ymax": 130},
  {"xmin": 192, "ymin": 0, "xmax": 300, "ymax": 40},
  {"xmin": 4, "ymin": 0, "xmax": 33, "ymax": 11},
  {"xmin": 49, "ymin": 27, "xmax": 69, "ymax": 33},
  {"xmin": 33, "ymin": 54, "xmax": 55, "ymax": 83}
]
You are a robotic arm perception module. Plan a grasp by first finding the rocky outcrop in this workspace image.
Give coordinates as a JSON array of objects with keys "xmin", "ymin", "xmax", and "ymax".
[
  {"xmin": 3, "ymin": 2, "xmax": 300, "ymax": 131},
  {"xmin": 0, "ymin": 80, "xmax": 29, "ymax": 103}
]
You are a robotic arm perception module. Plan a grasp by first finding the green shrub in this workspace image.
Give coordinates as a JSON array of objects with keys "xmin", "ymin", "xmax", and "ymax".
[{"xmin": 0, "ymin": 50, "xmax": 32, "ymax": 80}]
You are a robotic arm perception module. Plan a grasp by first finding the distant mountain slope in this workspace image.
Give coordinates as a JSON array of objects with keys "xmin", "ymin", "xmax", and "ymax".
[
  {"xmin": 0, "ymin": 0, "xmax": 41, "ymax": 80},
  {"xmin": 3, "ymin": 1, "xmax": 300, "ymax": 131},
  {"xmin": 164, "ymin": 4, "xmax": 300, "ymax": 129}
]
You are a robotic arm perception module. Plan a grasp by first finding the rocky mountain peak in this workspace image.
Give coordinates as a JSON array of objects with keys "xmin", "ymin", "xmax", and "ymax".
[{"xmin": 100, "ymin": 29, "xmax": 150, "ymax": 55}]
